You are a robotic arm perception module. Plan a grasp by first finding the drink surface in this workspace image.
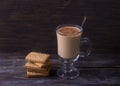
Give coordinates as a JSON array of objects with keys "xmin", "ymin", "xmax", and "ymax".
[
  {"xmin": 57, "ymin": 26, "xmax": 81, "ymax": 36},
  {"xmin": 57, "ymin": 26, "xmax": 82, "ymax": 59}
]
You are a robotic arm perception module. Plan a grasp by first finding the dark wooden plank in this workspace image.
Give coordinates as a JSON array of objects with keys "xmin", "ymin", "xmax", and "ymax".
[
  {"xmin": 0, "ymin": 0, "xmax": 120, "ymax": 53},
  {"xmin": 0, "ymin": 54, "xmax": 120, "ymax": 86},
  {"xmin": 0, "ymin": 53, "xmax": 119, "ymax": 68},
  {"xmin": 0, "ymin": 67, "xmax": 120, "ymax": 86}
]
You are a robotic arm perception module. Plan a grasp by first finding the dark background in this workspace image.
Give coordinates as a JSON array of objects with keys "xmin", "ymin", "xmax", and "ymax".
[{"xmin": 0, "ymin": 0, "xmax": 120, "ymax": 54}]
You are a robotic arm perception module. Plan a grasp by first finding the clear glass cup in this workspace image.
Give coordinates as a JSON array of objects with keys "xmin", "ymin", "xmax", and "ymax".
[{"xmin": 56, "ymin": 24, "xmax": 91, "ymax": 79}]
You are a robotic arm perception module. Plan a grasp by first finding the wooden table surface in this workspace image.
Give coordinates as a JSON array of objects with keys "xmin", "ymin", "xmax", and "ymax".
[{"xmin": 0, "ymin": 53, "xmax": 120, "ymax": 86}]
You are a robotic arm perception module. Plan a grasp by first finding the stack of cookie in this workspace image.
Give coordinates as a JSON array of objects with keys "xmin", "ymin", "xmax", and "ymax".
[{"xmin": 25, "ymin": 52, "xmax": 51, "ymax": 78}]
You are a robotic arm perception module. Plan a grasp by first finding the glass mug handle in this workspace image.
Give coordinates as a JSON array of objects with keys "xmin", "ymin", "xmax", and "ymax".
[{"xmin": 74, "ymin": 37, "xmax": 92, "ymax": 61}]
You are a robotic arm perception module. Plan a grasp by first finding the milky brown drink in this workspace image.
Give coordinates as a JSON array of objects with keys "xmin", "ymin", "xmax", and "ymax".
[{"xmin": 56, "ymin": 26, "xmax": 82, "ymax": 59}]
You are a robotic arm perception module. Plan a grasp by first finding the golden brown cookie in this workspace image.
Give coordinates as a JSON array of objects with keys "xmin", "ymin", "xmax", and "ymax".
[
  {"xmin": 25, "ymin": 61, "xmax": 51, "ymax": 69},
  {"xmin": 25, "ymin": 52, "xmax": 51, "ymax": 63},
  {"xmin": 27, "ymin": 71, "xmax": 49, "ymax": 77},
  {"xmin": 34, "ymin": 61, "xmax": 51, "ymax": 68},
  {"xmin": 26, "ymin": 66, "xmax": 51, "ymax": 73}
]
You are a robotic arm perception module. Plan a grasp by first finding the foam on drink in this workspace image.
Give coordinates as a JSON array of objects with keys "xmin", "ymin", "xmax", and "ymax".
[{"xmin": 57, "ymin": 26, "xmax": 80, "ymax": 36}]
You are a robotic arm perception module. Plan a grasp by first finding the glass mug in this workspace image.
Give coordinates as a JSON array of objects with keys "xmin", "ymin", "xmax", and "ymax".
[{"xmin": 56, "ymin": 24, "xmax": 91, "ymax": 79}]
